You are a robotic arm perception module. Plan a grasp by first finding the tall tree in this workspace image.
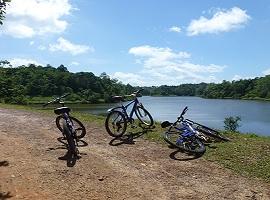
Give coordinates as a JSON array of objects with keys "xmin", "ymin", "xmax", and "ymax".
[{"xmin": 0, "ymin": 0, "xmax": 11, "ymax": 25}]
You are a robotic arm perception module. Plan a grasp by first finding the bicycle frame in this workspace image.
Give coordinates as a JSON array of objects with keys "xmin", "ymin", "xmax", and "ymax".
[
  {"xmin": 108, "ymin": 97, "xmax": 141, "ymax": 123},
  {"xmin": 61, "ymin": 112, "xmax": 75, "ymax": 134},
  {"xmin": 170, "ymin": 120, "xmax": 198, "ymax": 140}
]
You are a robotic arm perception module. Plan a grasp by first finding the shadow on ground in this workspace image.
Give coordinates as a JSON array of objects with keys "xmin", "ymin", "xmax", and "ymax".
[
  {"xmin": 47, "ymin": 137, "xmax": 88, "ymax": 167},
  {"xmin": 109, "ymin": 125, "xmax": 154, "ymax": 146},
  {"xmin": 169, "ymin": 148, "xmax": 204, "ymax": 161},
  {"xmin": 0, "ymin": 160, "xmax": 9, "ymax": 167},
  {"xmin": 0, "ymin": 192, "xmax": 13, "ymax": 199}
]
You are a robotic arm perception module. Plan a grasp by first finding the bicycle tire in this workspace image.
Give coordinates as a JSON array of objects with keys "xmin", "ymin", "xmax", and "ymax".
[
  {"xmin": 163, "ymin": 130, "xmax": 206, "ymax": 154},
  {"xmin": 197, "ymin": 126, "xmax": 230, "ymax": 142},
  {"xmin": 56, "ymin": 116, "xmax": 86, "ymax": 139},
  {"xmin": 135, "ymin": 106, "xmax": 154, "ymax": 127},
  {"xmin": 63, "ymin": 121, "xmax": 77, "ymax": 155},
  {"xmin": 105, "ymin": 110, "xmax": 127, "ymax": 137}
]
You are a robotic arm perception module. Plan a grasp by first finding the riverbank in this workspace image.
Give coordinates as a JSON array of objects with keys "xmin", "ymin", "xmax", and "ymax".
[
  {"xmin": 1, "ymin": 105, "xmax": 270, "ymax": 199},
  {"xmin": 1, "ymin": 103, "xmax": 270, "ymax": 184}
]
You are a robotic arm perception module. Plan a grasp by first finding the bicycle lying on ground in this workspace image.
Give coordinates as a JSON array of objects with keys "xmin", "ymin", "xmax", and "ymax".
[
  {"xmin": 105, "ymin": 89, "xmax": 154, "ymax": 137},
  {"xmin": 161, "ymin": 106, "xmax": 230, "ymax": 154},
  {"xmin": 43, "ymin": 93, "xmax": 86, "ymax": 156},
  {"xmin": 161, "ymin": 107, "xmax": 206, "ymax": 154}
]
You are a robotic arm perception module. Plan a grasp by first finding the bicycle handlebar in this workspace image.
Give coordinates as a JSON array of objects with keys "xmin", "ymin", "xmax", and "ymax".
[
  {"xmin": 177, "ymin": 106, "xmax": 188, "ymax": 121},
  {"xmin": 43, "ymin": 93, "xmax": 70, "ymax": 107}
]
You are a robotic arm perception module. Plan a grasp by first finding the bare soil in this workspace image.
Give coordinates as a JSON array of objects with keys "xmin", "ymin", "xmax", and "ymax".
[{"xmin": 0, "ymin": 108, "xmax": 270, "ymax": 200}]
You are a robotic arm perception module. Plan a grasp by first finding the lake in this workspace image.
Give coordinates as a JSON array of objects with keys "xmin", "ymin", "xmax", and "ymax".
[{"xmin": 69, "ymin": 96, "xmax": 270, "ymax": 136}]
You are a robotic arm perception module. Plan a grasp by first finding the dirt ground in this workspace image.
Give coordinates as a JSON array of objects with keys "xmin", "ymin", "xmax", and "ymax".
[{"xmin": 0, "ymin": 108, "xmax": 270, "ymax": 200}]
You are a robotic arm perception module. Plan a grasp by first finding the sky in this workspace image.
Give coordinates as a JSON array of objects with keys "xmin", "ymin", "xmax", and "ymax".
[{"xmin": 1, "ymin": 0, "xmax": 270, "ymax": 86}]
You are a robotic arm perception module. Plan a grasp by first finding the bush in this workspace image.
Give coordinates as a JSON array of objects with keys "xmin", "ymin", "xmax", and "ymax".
[{"xmin": 224, "ymin": 116, "xmax": 241, "ymax": 132}]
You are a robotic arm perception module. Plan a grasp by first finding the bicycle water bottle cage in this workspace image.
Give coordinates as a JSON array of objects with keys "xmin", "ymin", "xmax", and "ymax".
[
  {"xmin": 111, "ymin": 96, "xmax": 124, "ymax": 102},
  {"xmin": 54, "ymin": 107, "xmax": 71, "ymax": 115}
]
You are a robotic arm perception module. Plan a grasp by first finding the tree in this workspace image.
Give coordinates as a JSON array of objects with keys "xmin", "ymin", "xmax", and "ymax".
[{"xmin": 0, "ymin": 0, "xmax": 11, "ymax": 25}]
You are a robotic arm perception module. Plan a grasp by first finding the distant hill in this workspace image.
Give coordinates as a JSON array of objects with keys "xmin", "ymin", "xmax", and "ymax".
[{"xmin": 1, "ymin": 60, "xmax": 270, "ymax": 104}]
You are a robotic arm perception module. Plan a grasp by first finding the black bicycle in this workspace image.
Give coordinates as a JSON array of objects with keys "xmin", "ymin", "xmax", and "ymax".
[
  {"xmin": 43, "ymin": 93, "xmax": 86, "ymax": 155},
  {"xmin": 161, "ymin": 107, "xmax": 206, "ymax": 154},
  {"xmin": 105, "ymin": 89, "xmax": 154, "ymax": 137}
]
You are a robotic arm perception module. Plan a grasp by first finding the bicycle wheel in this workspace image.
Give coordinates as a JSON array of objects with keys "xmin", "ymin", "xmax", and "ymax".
[
  {"xmin": 105, "ymin": 110, "xmax": 127, "ymax": 137},
  {"xmin": 163, "ymin": 130, "xmax": 206, "ymax": 154},
  {"xmin": 63, "ymin": 121, "xmax": 77, "ymax": 155},
  {"xmin": 135, "ymin": 106, "xmax": 154, "ymax": 127},
  {"xmin": 197, "ymin": 126, "xmax": 230, "ymax": 142},
  {"xmin": 56, "ymin": 116, "xmax": 86, "ymax": 139}
]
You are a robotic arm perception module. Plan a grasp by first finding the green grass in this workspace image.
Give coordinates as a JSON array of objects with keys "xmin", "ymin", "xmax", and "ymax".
[
  {"xmin": 1, "ymin": 103, "xmax": 270, "ymax": 182},
  {"xmin": 204, "ymin": 131, "xmax": 270, "ymax": 182}
]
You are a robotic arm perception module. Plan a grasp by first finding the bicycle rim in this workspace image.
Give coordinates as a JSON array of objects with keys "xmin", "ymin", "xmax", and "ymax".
[
  {"xmin": 105, "ymin": 111, "xmax": 127, "ymax": 137},
  {"xmin": 164, "ymin": 131, "xmax": 205, "ymax": 154},
  {"xmin": 135, "ymin": 106, "xmax": 153, "ymax": 126}
]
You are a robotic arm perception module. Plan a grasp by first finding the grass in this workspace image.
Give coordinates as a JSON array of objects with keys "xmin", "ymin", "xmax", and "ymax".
[
  {"xmin": 1, "ymin": 103, "xmax": 270, "ymax": 183},
  {"xmin": 204, "ymin": 131, "xmax": 270, "ymax": 182}
]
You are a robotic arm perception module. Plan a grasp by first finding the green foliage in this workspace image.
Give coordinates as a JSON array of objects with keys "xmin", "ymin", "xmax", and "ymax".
[
  {"xmin": 0, "ymin": 0, "xmax": 11, "ymax": 25},
  {"xmin": 224, "ymin": 116, "xmax": 241, "ymax": 132},
  {"xmin": 0, "ymin": 62, "xmax": 135, "ymax": 104},
  {"xmin": 139, "ymin": 75, "xmax": 270, "ymax": 101},
  {"xmin": 2, "ymin": 59, "xmax": 270, "ymax": 104}
]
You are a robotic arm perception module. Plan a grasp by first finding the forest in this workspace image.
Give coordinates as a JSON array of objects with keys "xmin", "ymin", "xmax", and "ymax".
[{"xmin": 1, "ymin": 60, "xmax": 270, "ymax": 104}]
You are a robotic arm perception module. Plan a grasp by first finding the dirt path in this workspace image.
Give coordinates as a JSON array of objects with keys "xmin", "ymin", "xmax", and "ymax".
[{"xmin": 0, "ymin": 108, "xmax": 270, "ymax": 200}]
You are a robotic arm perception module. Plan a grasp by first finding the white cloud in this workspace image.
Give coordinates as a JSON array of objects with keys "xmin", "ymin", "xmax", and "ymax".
[
  {"xmin": 113, "ymin": 45, "xmax": 225, "ymax": 86},
  {"xmin": 232, "ymin": 75, "xmax": 242, "ymax": 81},
  {"xmin": 70, "ymin": 61, "xmax": 80, "ymax": 66},
  {"xmin": 49, "ymin": 37, "xmax": 93, "ymax": 55},
  {"xmin": 262, "ymin": 68, "xmax": 270, "ymax": 76},
  {"xmin": 169, "ymin": 26, "xmax": 181, "ymax": 33},
  {"xmin": 1, "ymin": 0, "xmax": 73, "ymax": 38},
  {"xmin": 232, "ymin": 74, "xmax": 254, "ymax": 81},
  {"xmin": 38, "ymin": 45, "xmax": 46, "ymax": 51},
  {"xmin": 29, "ymin": 41, "xmax": 35, "ymax": 46},
  {"xmin": 187, "ymin": 7, "xmax": 251, "ymax": 36},
  {"xmin": 112, "ymin": 72, "xmax": 147, "ymax": 86},
  {"xmin": 8, "ymin": 58, "xmax": 42, "ymax": 67}
]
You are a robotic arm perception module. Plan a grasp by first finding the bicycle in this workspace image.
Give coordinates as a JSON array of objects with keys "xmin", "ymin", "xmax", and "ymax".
[
  {"xmin": 161, "ymin": 107, "xmax": 230, "ymax": 154},
  {"xmin": 105, "ymin": 89, "xmax": 154, "ymax": 137},
  {"xmin": 43, "ymin": 93, "xmax": 86, "ymax": 155},
  {"xmin": 161, "ymin": 106, "xmax": 206, "ymax": 154}
]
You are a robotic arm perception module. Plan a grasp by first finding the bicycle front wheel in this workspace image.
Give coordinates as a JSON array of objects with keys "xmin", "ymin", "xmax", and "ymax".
[
  {"xmin": 105, "ymin": 110, "xmax": 127, "ymax": 137},
  {"xmin": 163, "ymin": 131, "xmax": 206, "ymax": 154},
  {"xmin": 63, "ymin": 121, "xmax": 77, "ymax": 155},
  {"xmin": 56, "ymin": 116, "xmax": 86, "ymax": 139},
  {"xmin": 135, "ymin": 106, "xmax": 154, "ymax": 127}
]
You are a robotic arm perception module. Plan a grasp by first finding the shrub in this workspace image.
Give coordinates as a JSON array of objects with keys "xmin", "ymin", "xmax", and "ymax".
[{"xmin": 224, "ymin": 116, "xmax": 241, "ymax": 132}]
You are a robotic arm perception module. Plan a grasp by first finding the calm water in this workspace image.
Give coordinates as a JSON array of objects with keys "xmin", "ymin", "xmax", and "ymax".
[{"xmin": 69, "ymin": 96, "xmax": 270, "ymax": 136}]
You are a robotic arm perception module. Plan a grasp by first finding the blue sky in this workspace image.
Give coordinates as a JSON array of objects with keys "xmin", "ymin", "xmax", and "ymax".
[{"xmin": 1, "ymin": 0, "xmax": 270, "ymax": 86}]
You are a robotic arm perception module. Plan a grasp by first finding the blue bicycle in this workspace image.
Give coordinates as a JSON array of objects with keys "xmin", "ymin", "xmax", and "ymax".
[
  {"xmin": 161, "ymin": 107, "xmax": 206, "ymax": 154},
  {"xmin": 105, "ymin": 89, "xmax": 154, "ymax": 137}
]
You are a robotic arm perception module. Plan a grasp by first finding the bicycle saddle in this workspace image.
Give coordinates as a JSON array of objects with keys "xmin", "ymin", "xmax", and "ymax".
[
  {"xmin": 111, "ymin": 96, "xmax": 125, "ymax": 102},
  {"xmin": 54, "ymin": 107, "xmax": 71, "ymax": 115},
  {"xmin": 161, "ymin": 121, "xmax": 173, "ymax": 128}
]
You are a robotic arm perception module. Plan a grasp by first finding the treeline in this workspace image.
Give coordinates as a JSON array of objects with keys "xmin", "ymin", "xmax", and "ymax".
[
  {"xmin": 1, "ymin": 60, "xmax": 270, "ymax": 104},
  {"xmin": 0, "ymin": 61, "xmax": 135, "ymax": 104},
  {"xmin": 141, "ymin": 77, "xmax": 270, "ymax": 100}
]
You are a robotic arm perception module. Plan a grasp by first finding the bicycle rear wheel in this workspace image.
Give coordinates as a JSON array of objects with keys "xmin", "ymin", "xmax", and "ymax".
[
  {"xmin": 63, "ymin": 121, "xmax": 77, "ymax": 155},
  {"xmin": 105, "ymin": 110, "xmax": 127, "ymax": 137},
  {"xmin": 135, "ymin": 106, "xmax": 154, "ymax": 127},
  {"xmin": 163, "ymin": 131, "xmax": 206, "ymax": 154},
  {"xmin": 197, "ymin": 126, "xmax": 230, "ymax": 142},
  {"xmin": 56, "ymin": 116, "xmax": 86, "ymax": 139}
]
